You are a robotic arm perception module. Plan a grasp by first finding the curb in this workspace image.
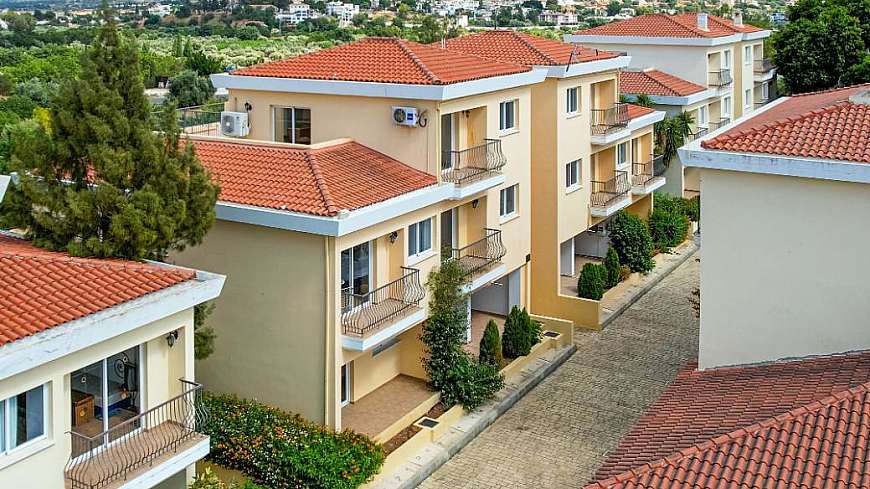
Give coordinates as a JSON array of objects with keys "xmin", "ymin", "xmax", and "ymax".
[
  {"xmin": 373, "ymin": 343, "xmax": 577, "ymax": 489},
  {"xmin": 600, "ymin": 241, "xmax": 698, "ymax": 329}
]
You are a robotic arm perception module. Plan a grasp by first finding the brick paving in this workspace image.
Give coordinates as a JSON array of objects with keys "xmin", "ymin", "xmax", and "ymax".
[{"xmin": 419, "ymin": 253, "xmax": 700, "ymax": 489}]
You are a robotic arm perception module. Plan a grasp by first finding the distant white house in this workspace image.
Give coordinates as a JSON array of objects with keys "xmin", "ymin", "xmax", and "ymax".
[
  {"xmin": 325, "ymin": 1, "xmax": 359, "ymax": 25},
  {"xmin": 539, "ymin": 10, "xmax": 578, "ymax": 25},
  {"xmin": 278, "ymin": 1, "xmax": 314, "ymax": 24}
]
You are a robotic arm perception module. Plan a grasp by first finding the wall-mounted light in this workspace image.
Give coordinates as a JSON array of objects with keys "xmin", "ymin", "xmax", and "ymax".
[
  {"xmin": 389, "ymin": 231, "xmax": 399, "ymax": 243},
  {"xmin": 472, "ymin": 199, "xmax": 479, "ymax": 209},
  {"xmin": 244, "ymin": 102, "xmax": 253, "ymax": 112},
  {"xmin": 166, "ymin": 330, "xmax": 179, "ymax": 348}
]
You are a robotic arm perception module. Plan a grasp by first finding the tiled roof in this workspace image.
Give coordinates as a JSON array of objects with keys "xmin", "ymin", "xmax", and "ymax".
[
  {"xmin": 626, "ymin": 103, "xmax": 656, "ymax": 120},
  {"xmin": 576, "ymin": 13, "xmax": 763, "ymax": 39},
  {"xmin": 620, "ymin": 70, "xmax": 706, "ymax": 97},
  {"xmin": 437, "ymin": 30, "xmax": 620, "ymax": 66},
  {"xmin": 191, "ymin": 138, "xmax": 437, "ymax": 216},
  {"xmin": 0, "ymin": 236, "xmax": 196, "ymax": 347},
  {"xmin": 592, "ymin": 352, "xmax": 870, "ymax": 484},
  {"xmin": 701, "ymin": 84, "xmax": 870, "ymax": 163},
  {"xmin": 231, "ymin": 37, "xmax": 530, "ymax": 85}
]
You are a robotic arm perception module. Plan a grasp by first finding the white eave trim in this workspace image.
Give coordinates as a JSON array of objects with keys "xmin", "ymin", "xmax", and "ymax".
[
  {"xmin": 210, "ymin": 70, "xmax": 546, "ymax": 101},
  {"xmin": 216, "ymin": 182, "xmax": 457, "ymax": 236},
  {"xmin": 628, "ymin": 110, "xmax": 665, "ymax": 130},
  {"xmin": 624, "ymin": 88, "xmax": 717, "ymax": 107},
  {"xmin": 0, "ymin": 270, "xmax": 226, "ymax": 381},
  {"xmin": 538, "ymin": 55, "xmax": 631, "ymax": 78},
  {"xmin": 742, "ymin": 30, "xmax": 771, "ymax": 41},
  {"xmin": 565, "ymin": 33, "xmax": 744, "ymax": 46}
]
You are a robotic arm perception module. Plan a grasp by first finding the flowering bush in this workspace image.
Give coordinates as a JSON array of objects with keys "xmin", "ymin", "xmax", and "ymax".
[{"xmin": 202, "ymin": 394, "xmax": 384, "ymax": 489}]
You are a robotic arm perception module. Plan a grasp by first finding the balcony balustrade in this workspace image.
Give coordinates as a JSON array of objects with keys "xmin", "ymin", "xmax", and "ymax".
[
  {"xmin": 449, "ymin": 229, "xmax": 507, "ymax": 279},
  {"xmin": 151, "ymin": 102, "xmax": 224, "ymax": 137},
  {"xmin": 441, "ymin": 139, "xmax": 507, "ymax": 185},
  {"xmin": 708, "ymin": 69, "xmax": 733, "ymax": 88},
  {"xmin": 65, "ymin": 380, "xmax": 207, "ymax": 489},
  {"xmin": 341, "ymin": 267, "xmax": 425, "ymax": 337},
  {"xmin": 631, "ymin": 155, "xmax": 666, "ymax": 187},
  {"xmin": 591, "ymin": 103, "xmax": 629, "ymax": 136},
  {"xmin": 591, "ymin": 170, "xmax": 631, "ymax": 208},
  {"xmin": 688, "ymin": 127, "xmax": 709, "ymax": 141},
  {"xmin": 754, "ymin": 58, "xmax": 774, "ymax": 74},
  {"xmin": 709, "ymin": 117, "xmax": 731, "ymax": 130}
]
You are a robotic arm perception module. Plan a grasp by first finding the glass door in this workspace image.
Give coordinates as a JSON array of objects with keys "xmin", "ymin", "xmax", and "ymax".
[
  {"xmin": 440, "ymin": 208, "xmax": 457, "ymax": 259},
  {"xmin": 440, "ymin": 113, "xmax": 456, "ymax": 171},
  {"xmin": 341, "ymin": 242, "xmax": 372, "ymax": 311}
]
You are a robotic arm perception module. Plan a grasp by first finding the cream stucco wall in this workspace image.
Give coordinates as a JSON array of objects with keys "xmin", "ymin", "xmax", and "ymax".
[
  {"xmin": 699, "ymin": 169, "xmax": 870, "ymax": 369},
  {"xmin": 0, "ymin": 310, "xmax": 194, "ymax": 489}
]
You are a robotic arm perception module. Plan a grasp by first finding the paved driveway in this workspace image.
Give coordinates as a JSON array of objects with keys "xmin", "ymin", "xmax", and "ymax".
[{"xmin": 419, "ymin": 254, "xmax": 700, "ymax": 489}]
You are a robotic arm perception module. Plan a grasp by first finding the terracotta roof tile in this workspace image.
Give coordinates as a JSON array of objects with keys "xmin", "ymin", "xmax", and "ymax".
[
  {"xmin": 592, "ymin": 352, "xmax": 870, "ymax": 484},
  {"xmin": 620, "ymin": 70, "xmax": 706, "ymax": 97},
  {"xmin": 0, "ymin": 236, "xmax": 196, "ymax": 347},
  {"xmin": 231, "ymin": 37, "xmax": 530, "ymax": 85},
  {"xmin": 437, "ymin": 30, "xmax": 620, "ymax": 66},
  {"xmin": 625, "ymin": 103, "xmax": 656, "ymax": 120},
  {"xmin": 701, "ymin": 84, "xmax": 870, "ymax": 163},
  {"xmin": 191, "ymin": 138, "xmax": 436, "ymax": 216},
  {"xmin": 576, "ymin": 13, "xmax": 764, "ymax": 39}
]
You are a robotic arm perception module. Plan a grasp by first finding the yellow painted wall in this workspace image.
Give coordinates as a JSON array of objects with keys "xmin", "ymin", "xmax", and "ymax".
[{"xmin": 0, "ymin": 310, "xmax": 194, "ymax": 489}]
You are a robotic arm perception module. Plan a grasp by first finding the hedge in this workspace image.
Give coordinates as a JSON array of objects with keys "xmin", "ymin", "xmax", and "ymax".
[
  {"xmin": 202, "ymin": 394, "xmax": 384, "ymax": 489},
  {"xmin": 609, "ymin": 211, "xmax": 655, "ymax": 273}
]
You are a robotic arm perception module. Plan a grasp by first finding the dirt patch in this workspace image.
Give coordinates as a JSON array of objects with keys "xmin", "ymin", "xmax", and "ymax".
[{"xmin": 382, "ymin": 402, "xmax": 447, "ymax": 455}]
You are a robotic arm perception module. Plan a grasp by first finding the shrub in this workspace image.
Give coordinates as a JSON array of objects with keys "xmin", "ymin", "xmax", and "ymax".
[
  {"xmin": 502, "ymin": 306, "xmax": 541, "ymax": 358},
  {"xmin": 422, "ymin": 260, "xmax": 504, "ymax": 410},
  {"xmin": 168, "ymin": 69, "xmax": 216, "ymax": 108},
  {"xmin": 648, "ymin": 205, "xmax": 689, "ymax": 253},
  {"xmin": 189, "ymin": 468, "xmax": 269, "ymax": 489},
  {"xmin": 577, "ymin": 262, "xmax": 607, "ymax": 300},
  {"xmin": 478, "ymin": 320, "xmax": 503, "ymax": 368},
  {"xmin": 608, "ymin": 211, "xmax": 655, "ymax": 273},
  {"xmin": 603, "ymin": 248, "xmax": 620, "ymax": 288},
  {"xmin": 685, "ymin": 195, "xmax": 700, "ymax": 223},
  {"xmin": 202, "ymin": 394, "xmax": 384, "ymax": 489}
]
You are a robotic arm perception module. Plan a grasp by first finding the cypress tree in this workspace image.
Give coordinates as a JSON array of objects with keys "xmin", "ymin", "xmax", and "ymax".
[
  {"xmin": 478, "ymin": 320, "xmax": 502, "ymax": 368},
  {"xmin": 0, "ymin": 6, "xmax": 219, "ymax": 261}
]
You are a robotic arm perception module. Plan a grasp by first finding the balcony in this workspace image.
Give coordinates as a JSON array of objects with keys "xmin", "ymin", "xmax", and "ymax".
[
  {"xmin": 708, "ymin": 69, "xmax": 733, "ymax": 88},
  {"xmin": 65, "ymin": 380, "xmax": 208, "ymax": 489},
  {"xmin": 755, "ymin": 98, "xmax": 770, "ymax": 109},
  {"xmin": 631, "ymin": 155, "xmax": 666, "ymax": 195},
  {"xmin": 687, "ymin": 127, "xmax": 709, "ymax": 141},
  {"xmin": 341, "ymin": 267, "xmax": 425, "ymax": 350},
  {"xmin": 591, "ymin": 170, "xmax": 632, "ymax": 217},
  {"xmin": 591, "ymin": 103, "xmax": 630, "ymax": 138},
  {"xmin": 754, "ymin": 59, "xmax": 776, "ymax": 81},
  {"xmin": 450, "ymin": 229, "xmax": 507, "ymax": 291},
  {"xmin": 442, "ymin": 139, "xmax": 507, "ymax": 194},
  {"xmin": 709, "ymin": 117, "xmax": 731, "ymax": 131},
  {"xmin": 151, "ymin": 102, "xmax": 223, "ymax": 137}
]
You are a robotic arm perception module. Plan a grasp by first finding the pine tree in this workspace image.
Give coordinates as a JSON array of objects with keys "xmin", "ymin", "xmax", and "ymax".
[
  {"xmin": 478, "ymin": 320, "xmax": 502, "ymax": 368},
  {"xmin": 0, "ymin": 6, "xmax": 219, "ymax": 261}
]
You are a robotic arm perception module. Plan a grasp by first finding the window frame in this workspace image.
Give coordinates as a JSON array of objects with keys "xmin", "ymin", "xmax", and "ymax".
[
  {"xmin": 722, "ymin": 96, "xmax": 732, "ymax": 117},
  {"xmin": 617, "ymin": 142, "xmax": 630, "ymax": 169},
  {"xmin": 272, "ymin": 106, "xmax": 312, "ymax": 144},
  {"xmin": 0, "ymin": 384, "xmax": 49, "ymax": 459},
  {"xmin": 744, "ymin": 88, "xmax": 752, "ymax": 108},
  {"xmin": 499, "ymin": 184, "xmax": 518, "ymax": 219},
  {"xmin": 407, "ymin": 217, "xmax": 434, "ymax": 260},
  {"xmin": 744, "ymin": 45, "xmax": 752, "ymax": 65},
  {"xmin": 722, "ymin": 49, "xmax": 731, "ymax": 70},
  {"xmin": 566, "ymin": 86, "xmax": 579, "ymax": 115},
  {"xmin": 698, "ymin": 105, "xmax": 709, "ymax": 127},
  {"xmin": 565, "ymin": 159, "xmax": 581, "ymax": 192},
  {"xmin": 499, "ymin": 99, "xmax": 518, "ymax": 132}
]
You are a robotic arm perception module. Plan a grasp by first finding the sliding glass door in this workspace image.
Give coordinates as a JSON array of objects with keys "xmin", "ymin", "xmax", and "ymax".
[{"xmin": 341, "ymin": 242, "xmax": 372, "ymax": 311}]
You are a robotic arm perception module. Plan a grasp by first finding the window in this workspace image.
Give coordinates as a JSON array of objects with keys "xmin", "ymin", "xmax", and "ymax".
[
  {"xmin": 566, "ymin": 87, "xmax": 579, "ymax": 114},
  {"xmin": 723, "ymin": 50, "xmax": 731, "ymax": 69},
  {"xmin": 744, "ymin": 45, "xmax": 751, "ymax": 65},
  {"xmin": 698, "ymin": 105, "xmax": 709, "ymax": 127},
  {"xmin": 408, "ymin": 218, "xmax": 433, "ymax": 258},
  {"xmin": 565, "ymin": 159, "xmax": 580, "ymax": 190},
  {"xmin": 500, "ymin": 184, "xmax": 518, "ymax": 217},
  {"xmin": 762, "ymin": 82, "xmax": 769, "ymax": 100},
  {"xmin": 0, "ymin": 385, "xmax": 46, "ymax": 455},
  {"xmin": 341, "ymin": 242, "xmax": 371, "ymax": 298},
  {"xmin": 617, "ymin": 142, "xmax": 629, "ymax": 168},
  {"xmin": 745, "ymin": 88, "xmax": 752, "ymax": 108},
  {"xmin": 499, "ymin": 100, "xmax": 517, "ymax": 132},
  {"xmin": 273, "ymin": 107, "xmax": 311, "ymax": 144},
  {"xmin": 723, "ymin": 96, "xmax": 732, "ymax": 116},
  {"xmin": 340, "ymin": 364, "xmax": 350, "ymax": 406}
]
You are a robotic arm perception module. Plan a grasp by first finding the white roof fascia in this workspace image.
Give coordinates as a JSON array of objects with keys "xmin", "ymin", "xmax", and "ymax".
[
  {"xmin": 539, "ymin": 55, "xmax": 631, "ymax": 78},
  {"xmin": 623, "ymin": 88, "xmax": 717, "ymax": 106},
  {"xmin": 211, "ymin": 70, "xmax": 546, "ymax": 101},
  {"xmin": 564, "ymin": 33, "xmax": 743, "ymax": 47},
  {"xmin": 0, "ymin": 270, "xmax": 226, "ymax": 381}
]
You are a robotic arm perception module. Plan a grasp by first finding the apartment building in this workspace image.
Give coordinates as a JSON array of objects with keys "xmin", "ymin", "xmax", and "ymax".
[
  {"xmin": 0, "ymin": 233, "xmax": 225, "ymax": 489},
  {"xmin": 173, "ymin": 37, "xmax": 543, "ymax": 440},
  {"xmin": 679, "ymin": 84, "xmax": 870, "ymax": 369},
  {"xmin": 567, "ymin": 12, "xmax": 775, "ymax": 195},
  {"xmin": 442, "ymin": 31, "xmax": 664, "ymax": 328},
  {"xmin": 619, "ymin": 68, "xmax": 717, "ymax": 196}
]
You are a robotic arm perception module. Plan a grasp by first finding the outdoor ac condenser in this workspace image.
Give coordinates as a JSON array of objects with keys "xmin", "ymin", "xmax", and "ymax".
[{"xmin": 220, "ymin": 111, "xmax": 250, "ymax": 137}]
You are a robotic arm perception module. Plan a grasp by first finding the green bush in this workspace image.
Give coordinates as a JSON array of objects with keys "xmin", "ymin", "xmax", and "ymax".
[
  {"xmin": 501, "ymin": 306, "xmax": 542, "ymax": 358},
  {"xmin": 189, "ymin": 468, "xmax": 269, "ymax": 489},
  {"xmin": 202, "ymin": 394, "xmax": 384, "ymax": 489},
  {"xmin": 609, "ymin": 211, "xmax": 655, "ymax": 273},
  {"xmin": 603, "ymin": 248, "xmax": 620, "ymax": 288},
  {"xmin": 685, "ymin": 195, "xmax": 700, "ymax": 223},
  {"xmin": 648, "ymin": 206, "xmax": 689, "ymax": 253},
  {"xmin": 577, "ymin": 262, "xmax": 607, "ymax": 300},
  {"xmin": 478, "ymin": 320, "xmax": 503, "ymax": 368}
]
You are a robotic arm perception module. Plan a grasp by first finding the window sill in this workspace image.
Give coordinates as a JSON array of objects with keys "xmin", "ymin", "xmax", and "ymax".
[
  {"xmin": 407, "ymin": 249, "xmax": 437, "ymax": 266},
  {"xmin": 566, "ymin": 112, "xmax": 581, "ymax": 120},
  {"xmin": 565, "ymin": 184, "xmax": 582, "ymax": 195},
  {"xmin": 499, "ymin": 212, "xmax": 520, "ymax": 225},
  {"xmin": 499, "ymin": 128, "xmax": 519, "ymax": 137},
  {"xmin": 0, "ymin": 437, "xmax": 53, "ymax": 471}
]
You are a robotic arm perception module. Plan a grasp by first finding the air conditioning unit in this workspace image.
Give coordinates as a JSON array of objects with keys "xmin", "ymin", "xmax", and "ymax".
[
  {"xmin": 220, "ymin": 111, "xmax": 249, "ymax": 137},
  {"xmin": 392, "ymin": 106, "xmax": 418, "ymax": 127}
]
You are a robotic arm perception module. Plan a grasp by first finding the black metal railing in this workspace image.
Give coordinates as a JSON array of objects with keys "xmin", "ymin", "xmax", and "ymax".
[
  {"xmin": 708, "ymin": 69, "xmax": 733, "ymax": 88},
  {"xmin": 441, "ymin": 139, "xmax": 507, "ymax": 185},
  {"xmin": 151, "ymin": 102, "xmax": 224, "ymax": 136},
  {"xmin": 591, "ymin": 103, "xmax": 629, "ymax": 135},
  {"xmin": 65, "ymin": 380, "xmax": 207, "ymax": 489},
  {"xmin": 341, "ymin": 267, "xmax": 425, "ymax": 336},
  {"xmin": 591, "ymin": 170, "xmax": 631, "ymax": 207},
  {"xmin": 754, "ymin": 98, "xmax": 770, "ymax": 108},
  {"xmin": 450, "ymin": 229, "xmax": 506, "ymax": 279},
  {"xmin": 754, "ymin": 58, "xmax": 774, "ymax": 73},
  {"xmin": 709, "ymin": 117, "xmax": 731, "ymax": 130},
  {"xmin": 688, "ymin": 127, "xmax": 709, "ymax": 141},
  {"xmin": 631, "ymin": 155, "xmax": 666, "ymax": 187}
]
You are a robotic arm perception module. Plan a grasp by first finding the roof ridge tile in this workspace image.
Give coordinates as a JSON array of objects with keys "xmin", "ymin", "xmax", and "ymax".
[
  {"xmin": 394, "ymin": 38, "xmax": 442, "ymax": 84},
  {"xmin": 303, "ymin": 148, "xmax": 340, "ymax": 216}
]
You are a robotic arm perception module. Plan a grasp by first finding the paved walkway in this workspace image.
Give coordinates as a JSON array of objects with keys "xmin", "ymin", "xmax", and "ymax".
[{"xmin": 419, "ymin": 253, "xmax": 700, "ymax": 489}]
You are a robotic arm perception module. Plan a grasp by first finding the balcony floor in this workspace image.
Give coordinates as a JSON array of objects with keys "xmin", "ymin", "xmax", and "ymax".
[
  {"xmin": 343, "ymin": 300, "xmax": 422, "ymax": 338},
  {"xmin": 65, "ymin": 421, "xmax": 205, "ymax": 489},
  {"xmin": 342, "ymin": 375, "xmax": 434, "ymax": 439}
]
